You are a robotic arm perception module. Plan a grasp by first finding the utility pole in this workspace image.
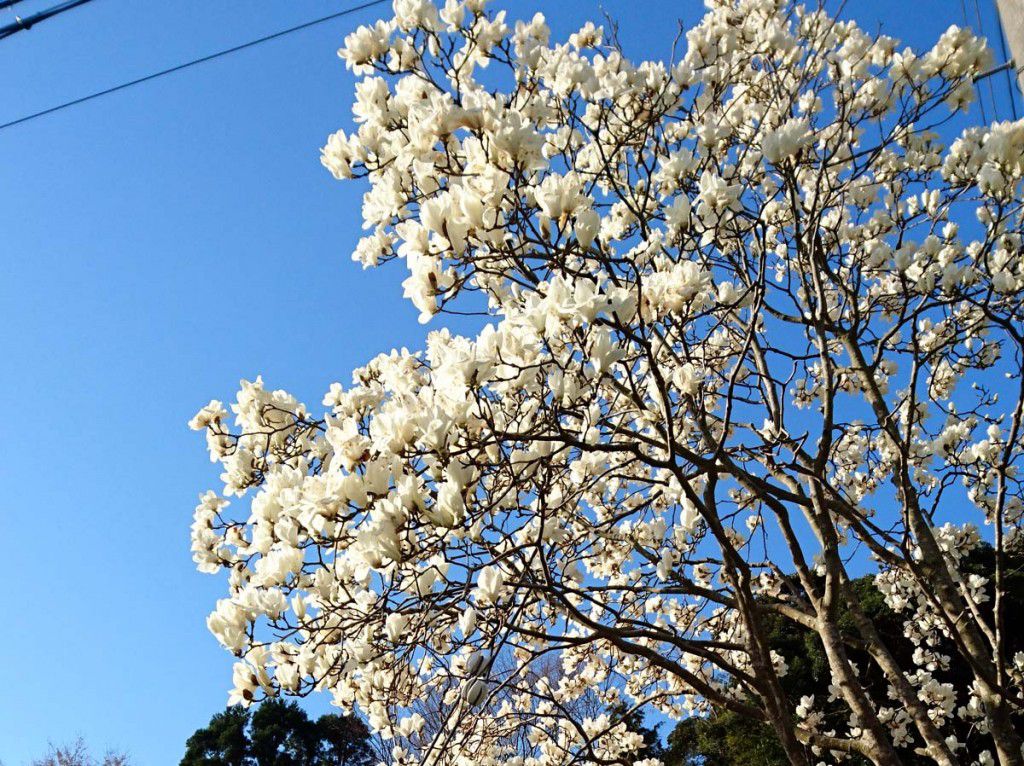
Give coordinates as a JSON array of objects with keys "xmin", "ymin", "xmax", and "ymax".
[{"xmin": 995, "ymin": 0, "xmax": 1024, "ymax": 97}]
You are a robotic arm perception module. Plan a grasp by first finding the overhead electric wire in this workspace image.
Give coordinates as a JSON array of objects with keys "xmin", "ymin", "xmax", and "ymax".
[
  {"xmin": 0, "ymin": 0, "xmax": 388, "ymax": 132},
  {"xmin": 972, "ymin": 0, "xmax": 999, "ymax": 119},
  {"xmin": 0, "ymin": 0, "xmax": 96, "ymax": 40},
  {"xmin": 0, "ymin": 0, "xmax": 30, "ymax": 11},
  {"xmin": 962, "ymin": 0, "xmax": 991, "ymax": 123}
]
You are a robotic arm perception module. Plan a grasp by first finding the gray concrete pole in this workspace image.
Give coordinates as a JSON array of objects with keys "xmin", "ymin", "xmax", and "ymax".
[{"xmin": 995, "ymin": 0, "xmax": 1024, "ymax": 96}]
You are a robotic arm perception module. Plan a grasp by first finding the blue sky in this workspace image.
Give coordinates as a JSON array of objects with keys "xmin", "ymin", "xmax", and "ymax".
[{"xmin": 0, "ymin": 0, "xmax": 1017, "ymax": 763}]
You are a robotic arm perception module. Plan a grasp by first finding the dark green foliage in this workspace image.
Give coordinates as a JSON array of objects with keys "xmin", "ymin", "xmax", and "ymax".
[
  {"xmin": 181, "ymin": 700, "xmax": 374, "ymax": 766},
  {"xmin": 182, "ymin": 707, "xmax": 250, "ymax": 766},
  {"xmin": 315, "ymin": 714, "xmax": 376, "ymax": 766},
  {"xmin": 663, "ymin": 546, "xmax": 1024, "ymax": 766},
  {"xmin": 249, "ymin": 700, "xmax": 322, "ymax": 766},
  {"xmin": 665, "ymin": 710, "xmax": 786, "ymax": 766}
]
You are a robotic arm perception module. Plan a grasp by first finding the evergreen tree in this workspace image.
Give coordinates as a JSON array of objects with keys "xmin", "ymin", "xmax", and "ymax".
[
  {"xmin": 181, "ymin": 701, "xmax": 372, "ymax": 766},
  {"xmin": 315, "ymin": 714, "xmax": 374, "ymax": 766},
  {"xmin": 182, "ymin": 707, "xmax": 250, "ymax": 766},
  {"xmin": 249, "ymin": 700, "xmax": 321, "ymax": 766}
]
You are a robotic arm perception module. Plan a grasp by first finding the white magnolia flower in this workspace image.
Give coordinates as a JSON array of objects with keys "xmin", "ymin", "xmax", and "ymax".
[{"xmin": 190, "ymin": 3, "xmax": 1024, "ymax": 762}]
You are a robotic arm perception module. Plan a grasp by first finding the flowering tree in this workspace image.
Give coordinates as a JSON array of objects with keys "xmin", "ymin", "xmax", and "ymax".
[{"xmin": 188, "ymin": 1, "xmax": 1024, "ymax": 765}]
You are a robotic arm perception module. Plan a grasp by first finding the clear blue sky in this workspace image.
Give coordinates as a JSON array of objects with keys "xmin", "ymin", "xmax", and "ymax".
[{"xmin": 0, "ymin": 0, "xmax": 1016, "ymax": 763}]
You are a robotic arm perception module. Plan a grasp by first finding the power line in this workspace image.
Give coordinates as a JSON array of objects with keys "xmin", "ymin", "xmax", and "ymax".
[
  {"xmin": 962, "ymin": 0, "xmax": 991, "ymax": 123},
  {"xmin": 0, "ymin": 0, "xmax": 388, "ymax": 132},
  {"xmin": 0, "ymin": 0, "xmax": 30, "ymax": 10},
  {"xmin": 0, "ymin": 0, "xmax": 97, "ymax": 40},
  {"xmin": 972, "ymin": 0, "xmax": 999, "ymax": 119}
]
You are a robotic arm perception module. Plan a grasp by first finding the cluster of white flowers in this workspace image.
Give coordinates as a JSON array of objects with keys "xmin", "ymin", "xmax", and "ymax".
[{"xmin": 190, "ymin": 1, "xmax": 1024, "ymax": 765}]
